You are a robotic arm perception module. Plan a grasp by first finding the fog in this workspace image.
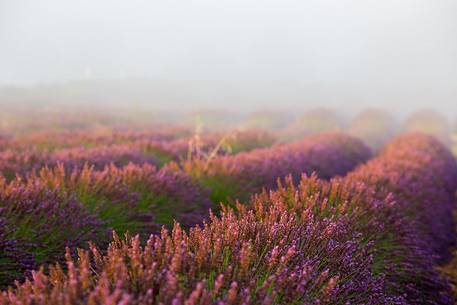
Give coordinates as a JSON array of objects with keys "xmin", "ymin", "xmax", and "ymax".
[{"xmin": 0, "ymin": 0, "xmax": 456, "ymax": 113}]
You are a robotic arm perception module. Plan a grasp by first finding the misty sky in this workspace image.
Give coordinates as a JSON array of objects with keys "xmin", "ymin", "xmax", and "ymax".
[{"xmin": 0, "ymin": 0, "xmax": 456, "ymax": 112}]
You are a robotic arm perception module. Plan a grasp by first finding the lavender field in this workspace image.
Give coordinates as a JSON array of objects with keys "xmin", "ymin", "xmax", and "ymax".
[
  {"xmin": 2, "ymin": 1, "xmax": 457, "ymax": 303},
  {"xmin": 0, "ymin": 108, "xmax": 455, "ymax": 305}
]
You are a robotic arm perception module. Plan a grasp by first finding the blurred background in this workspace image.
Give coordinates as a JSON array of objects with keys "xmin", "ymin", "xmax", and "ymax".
[{"xmin": 0, "ymin": 0, "xmax": 456, "ymax": 152}]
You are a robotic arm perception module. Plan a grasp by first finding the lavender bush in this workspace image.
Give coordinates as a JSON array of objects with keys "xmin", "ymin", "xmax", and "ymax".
[
  {"xmin": 1, "ymin": 132, "xmax": 456, "ymax": 304},
  {"xmin": 184, "ymin": 133, "xmax": 372, "ymax": 204}
]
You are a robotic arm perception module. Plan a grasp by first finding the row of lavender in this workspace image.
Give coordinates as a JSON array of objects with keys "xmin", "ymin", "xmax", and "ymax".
[
  {"xmin": 1, "ymin": 133, "xmax": 455, "ymax": 304},
  {"xmin": 0, "ymin": 132, "xmax": 371, "ymax": 288},
  {"xmin": 0, "ymin": 129, "xmax": 276, "ymax": 180},
  {"xmin": 184, "ymin": 133, "xmax": 371, "ymax": 204},
  {"xmin": 0, "ymin": 163, "xmax": 212, "ymax": 287}
]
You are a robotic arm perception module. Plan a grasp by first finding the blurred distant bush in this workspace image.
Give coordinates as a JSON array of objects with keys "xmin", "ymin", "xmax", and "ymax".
[
  {"xmin": 347, "ymin": 108, "xmax": 397, "ymax": 150},
  {"xmin": 280, "ymin": 108, "xmax": 341, "ymax": 141},
  {"xmin": 242, "ymin": 110, "xmax": 292, "ymax": 130},
  {"xmin": 403, "ymin": 109, "xmax": 451, "ymax": 146}
]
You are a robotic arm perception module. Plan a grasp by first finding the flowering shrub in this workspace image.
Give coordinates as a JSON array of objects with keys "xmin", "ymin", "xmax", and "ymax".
[
  {"xmin": 0, "ymin": 127, "xmax": 191, "ymax": 180},
  {"xmin": 49, "ymin": 145, "xmax": 159, "ymax": 171},
  {"xmin": 4, "ymin": 168, "xmax": 452, "ymax": 303},
  {"xmin": 0, "ymin": 162, "xmax": 211, "ymax": 287},
  {"xmin": 347, "ymin": 133, "xmax": 457, "ymax": 260},
  {"xmin": 340, "ymin": 133, "xmax": 457, "ymax": 303},
  {"xmin": 23, "ymin": 163, "xmax": 212, "ymax": 236},
  {"xmin": 403, "ymin": 109, "xmax": 452, "ymax": 146},
  {"xmin": 0, "ymin": 130, "xmax": 276, "ymax": 179},
  {"xmin": 0, "ymin": 179, "xmax": 104, "ymax": 287},
  {"xmin": 1, "ymin": 132, "xmax": 456, "ymax": 303},
  {"xmin": 0, "ymin": 149, "xmax": 46, "ymax": 181},
  {"xmin": 0, "ymin": 145, "xmax": 159, "ymax": 181},
  {"xmin": 2, "ymin": 128, "xmax": 189, "ymax": 150},
  {"xmin": 347, "ymin": 109, "xmax": 397, "ymax": 150},
  {"xmin": 185, "ymin": 133, "xmax": 372, "ymax": 204},
  {"xmin": 0, "ymin": 218, "xmax": 35, "ymax": 288},
  {"xmin": 0, "ymin": 176, "xmax": 407, "ymax": 304},
  {"xmin": 138, "ymin": 129, "xmax": 276, "ymax": 164},
  {"xmin": 280, "ymin": 108, "xmax": 341, "ymax": 141}
]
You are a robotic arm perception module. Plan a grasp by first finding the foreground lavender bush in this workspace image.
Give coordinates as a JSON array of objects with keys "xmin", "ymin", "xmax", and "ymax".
[
  {"xmin": 185, "ymin": 133, "xmax": 372, "ymax": 204},
  {"xmin": 347, "ymin": 133, "xmax": 457, "ymax": 260},
  {"xmin": 27, "ymin": 163, "xmax": 212, "ymax": 235},
  {"xmin": 345, "ymin": 133, "xmax": 457, "ymax": 303},
  {"xmin": 0, "ymin": 218, "xmax": 35, "ymax": 288},
  {"xmin": 0, "ymin": 162, "xmax": 211, "ymax": 286},
  {"xmin": 0, "ymin": 176, "xmax": 407, "ymax": 304},
  {"xmin": 0, "ymin": 179, "xmax": 104, "ymax": 287},
  {"xmin": 2, "ymin": 133, "xmax": 455, "ymax": 303}
]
